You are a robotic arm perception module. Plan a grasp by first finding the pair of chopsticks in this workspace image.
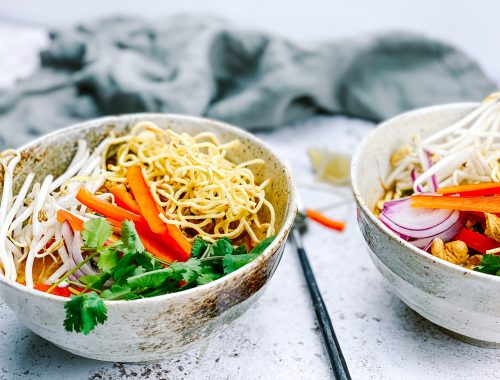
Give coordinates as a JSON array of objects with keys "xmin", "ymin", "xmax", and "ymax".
[{"xmin": 290, "ymin": 209, "xmax": 351, "ymax": 380}]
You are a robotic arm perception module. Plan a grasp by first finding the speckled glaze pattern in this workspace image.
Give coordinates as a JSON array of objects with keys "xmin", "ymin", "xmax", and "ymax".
[
  {"xmin": 0, "ymin": 114, "xmax": 297, "ymax": 362},
  {"xmin": 352, "ymin": 103, "xmax": 500, "ymax": 347}
]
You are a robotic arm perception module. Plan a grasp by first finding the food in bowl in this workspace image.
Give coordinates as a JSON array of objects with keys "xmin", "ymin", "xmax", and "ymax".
[
  {"xmin": 353, "ymin": 102, "xmax": 500, "ymax": 346},
  {"xmin": 376, "ymin": 94, "xmax": 500, "ymax": 276},
  {"xmin": 0, "ymin": 121, "xmax": 276, "ymax": 334}
]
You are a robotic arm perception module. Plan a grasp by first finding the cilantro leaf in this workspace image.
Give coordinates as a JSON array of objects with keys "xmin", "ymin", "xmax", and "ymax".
[
  {"xmin": 233, "ymin": 245, "xmax": 247, "ymax": 255},
  {"xmin": 135, "ymin": 251, "xmax": 163, "ymax": 271},
  {"xmin": 169, "ymin": 259, "xmax": 202, "ymax": 283},
  {"xmin": 112, "ymin": 253, "xmax": 139, "ymax": 283},
  {"xmin": 223, "ymin": 253, "xmax": 260, "ymax": 274},
  {"xmin": 82, "ymin": 218, "xmax": 112, "ymax": 250},
  {"xmin": 119, "ymin": 220, "xmax": 145, "ymax": 254},
  {"xmin": 474, "ymin": 254, "xmax": 500, "ymax": 275},
  {"xmin": 197, "ymin": 265, "xmax": 222, "ymax": 285},
  {"xmin": 63, "ymin": 292, "xmax": 107, "ymax": 335},
  {"xmin": 100, "ymin": 284, "xmax": 132, "ymax": 300},
  {"xmin": 127, "ymin": 258, "xmax": 203, "ymax": 289},
  {"xmin": 97, "ymin": 249, "xmax": 120, "ymax": 273},
  {"xmin": 249, "ymin": 236, "xmax": 275, "ymax": 255},
  {"xmin": 191, "ymin": 237, "xmax": 208, "ymax": 258},
  {"xmin": 127, "ymin": 268, "xmax": 172, "ymax": 289},
  {"xmin": 78, "ymin": 274, "xmax": 100, "ymax": 286},
  {"xmin": 212, "ymin": 238, "xmax": 233, "ymax": 257}
]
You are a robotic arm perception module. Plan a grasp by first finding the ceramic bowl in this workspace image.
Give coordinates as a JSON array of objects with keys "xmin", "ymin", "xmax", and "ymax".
[
  {"xmin": 0, "ymin": 114, "xmax": 296, "ymax": 361},
  {"xmin": 352, "ymin": 103, "xmax": 500, "ymax": 347}
]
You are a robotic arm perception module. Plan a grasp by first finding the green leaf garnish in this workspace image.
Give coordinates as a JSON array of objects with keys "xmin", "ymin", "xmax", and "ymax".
[
  {"xmin": 119, "ymin": 220, "xmax": 145, "ymax": 254},
  {"xmin": 474, "ymin": 254, "xmax": 500, "ymax": 275},
  {"xmin": 63, "ymin": 291, "xmax": 107, "ymax": 335},
  {"xmin": 62, "ymin": 216, "xmax": 273, "ymax": 335},
  {"xmin": 197, "ymin": 265, "xmax": 222, "ymax": 285},
  {"xmin": 191, "ymin": 237, "xmax": 208, "ymax": 258},
  {"xmin": 212, "ymin": 238, "xmax": 233, "ymax": 257},
  {"xmin": 223, "ymin": 253, "xmax": 260, "ymax": 274},
  {"xmin": 82, "ymin": 218, "xmax": 112, "ymax": 250},
  {"xmin": 249, "ymin": 236, "xmax": 275, "ymax": 255},
  {"xmin": 100, "ymin": 284, "xmax": 132, "ymax": 300},
  {"xmin": 97, "ymin": 249, "xmax": 120, "ymax": 273}
]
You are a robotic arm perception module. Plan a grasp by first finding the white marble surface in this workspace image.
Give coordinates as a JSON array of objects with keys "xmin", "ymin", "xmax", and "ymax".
[{"xmin": 0, "ymin": 22, "xmax": 499, "ymax": 380}]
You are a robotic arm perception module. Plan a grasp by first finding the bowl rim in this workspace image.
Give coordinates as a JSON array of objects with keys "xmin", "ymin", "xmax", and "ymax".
[
  {"xmin": 351, "ymin": 101, "xmax": 500, "ymax": 284},
  {"xmin": 0, "ymin": 113, "xmax": 297, "ymax": 306}
]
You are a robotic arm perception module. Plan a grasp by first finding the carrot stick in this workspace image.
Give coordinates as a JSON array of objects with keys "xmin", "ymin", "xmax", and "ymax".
[
  {"xmin": 437, "ymin": 182, "xmax": 500, "ymax": 196},
  {"xmin": 411, "ymin": 194, "xmax": 500, "ymax": 213},
  {"xmin": 126, "ymin": 166, "xmax": 167, "ymax": 234},
  {"xmin": 57, "ymin": 209, "xmax": 84, "ymax": 231},
  {"xmin": 110, "ymin": 184, "xmax": 141, "ymax": 214},
  {"xmin": 76, "ymin": 187, "xmax": 143, "ymax": 222},
  {"xmin": 305, "ymin": 209, "xmax": 346, "ymax": 232}
]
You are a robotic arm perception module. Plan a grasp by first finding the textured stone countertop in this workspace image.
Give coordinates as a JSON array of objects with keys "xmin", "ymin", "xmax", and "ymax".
[{"xmin": 0, "ymin": 22, "xmax": 499, "ymax": 380}]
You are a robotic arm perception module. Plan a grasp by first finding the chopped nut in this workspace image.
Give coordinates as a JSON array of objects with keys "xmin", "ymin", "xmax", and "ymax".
[
  {"xmin": 485, "ymin": 213, "xmax": 500, "ymax": 242},
  {"xmin": 430, "ymin": 238, "xmax": 469, "ymax": 265},
  {"xmin": 390, "ymin": 144, "xmax": 412, "ymax": 167}
]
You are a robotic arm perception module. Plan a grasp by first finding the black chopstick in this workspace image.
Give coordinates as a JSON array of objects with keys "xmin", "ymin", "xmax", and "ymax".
[{"xmin": 291, "ymin": 228, "xmax": 351, "ymax": 380}]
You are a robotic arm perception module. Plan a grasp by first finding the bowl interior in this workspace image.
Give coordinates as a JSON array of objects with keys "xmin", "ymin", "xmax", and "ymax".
[{"xmin": 4, "ymin": 114, "xmax": 292, "ymax": 236}]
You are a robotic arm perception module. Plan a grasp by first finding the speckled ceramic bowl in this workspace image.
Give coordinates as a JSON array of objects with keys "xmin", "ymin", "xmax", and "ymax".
[
  {"xmin": 352, "ymin": 103, "xmax": 500, "ymax": 348},
  {"xmin": 0, "ymin": 114, "xmax": 296, "ymax": 361}
]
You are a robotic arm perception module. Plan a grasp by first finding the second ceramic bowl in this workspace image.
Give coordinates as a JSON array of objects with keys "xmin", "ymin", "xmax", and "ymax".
[{"xmin": 352, "ymin": 103, "xmax": 500, "ymax": 347}]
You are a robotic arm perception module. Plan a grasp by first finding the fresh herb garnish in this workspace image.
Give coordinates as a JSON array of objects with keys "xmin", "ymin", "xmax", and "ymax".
[
  {"xmin": 62, "ymin": 218, "xmax": 276, "ymax": 334},
  {"xmin": 64, "ymin": 291, "xmax": 107, "ymax": 335},
  {"xmin": 474, "ymin": 254, "xmax": 500, "ymax": 275}
]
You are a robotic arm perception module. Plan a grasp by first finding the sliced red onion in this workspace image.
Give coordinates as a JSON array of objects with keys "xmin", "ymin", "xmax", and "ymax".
[
  {"xmin": 411, "ymin": 169, "xmax": 423, "ymax": 193},
  {"xmin": 426, "ymin": 151, "xmax": 438, "ymax": 192},
  {"xmin": 380, "ymin": 197, "xmax": 466, "ymax": 241},
  {"xmin": 409, "ymin": 212, "xmax": 466, "ymax": 249},
  {"xmin": 381, "ymin": 198, "xmax": 455, "ymax": 233}
]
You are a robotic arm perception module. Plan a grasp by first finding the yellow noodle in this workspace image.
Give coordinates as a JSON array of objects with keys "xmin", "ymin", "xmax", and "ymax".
[{"xmin": 102, "ymin": 122, "xmax": 275, "ymax": 243}]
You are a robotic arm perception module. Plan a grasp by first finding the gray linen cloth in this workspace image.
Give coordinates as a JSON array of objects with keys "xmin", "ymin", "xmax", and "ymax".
[{"xmin": 0, "ymin": 15, "xmax": 496, "ymax": 148}]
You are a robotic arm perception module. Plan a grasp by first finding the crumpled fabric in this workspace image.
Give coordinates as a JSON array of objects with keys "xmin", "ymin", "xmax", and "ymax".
[{"xmin": 0, "ymin": 15, "xmax": 496, "ymax": 148}]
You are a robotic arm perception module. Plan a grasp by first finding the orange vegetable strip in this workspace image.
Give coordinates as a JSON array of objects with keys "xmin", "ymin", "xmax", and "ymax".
[
  {"xmin": 135, "ymin": 223, "xmax": 180, "ymax": 263},
  {"xmin": 305, "ymin": 209, "xmax": 346, "ymax": 232},
  {"xmin": 110, "ymin": 184, "xmax": 141, "ymax": 214},
  {"xmin": 437, "ymin": 182, "xmax": 500, "ymax": 196},
  {"xmin": 57, "ymin": 209, "xmax": 84, "ymax": 231},
  {"xmin": 126, "ymin": 166, "xmax": 191, "ymax": 258},
  {"xmin": 76, "ymin": 187, "xmax": 143, "ymax": 222},
  {"xmin": 158, "ymin": 227, "xmax": 190, "ymax": 261},
  {"xmin": 410, "ymin": 194, "xmax": 500, "ymax": 213},
  {"xmin": 126, "ymin": 166, "xmax": 168, "ymax": 234}
]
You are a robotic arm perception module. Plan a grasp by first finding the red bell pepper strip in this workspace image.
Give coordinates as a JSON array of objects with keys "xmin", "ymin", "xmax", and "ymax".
[
  {"xmin": 110, "ymin": 184, "xmax": 141, "ymax": 214},
  {"xmin": 437, "ymin": 182, "xmax": 500, "ymax": 197},
  {"xmin": 126, "ymin": 166, "xmax": 168, "ymax": 234},
  {"xmin": 454, "ymin": 228, "xmax": 500, "ymax": 254},
  {"xmin": 126, "ymin": 166, "xmax": 191, "ymax": 259},
  {"xmin": 134, "ymin": 222, "xmax": 182, "ymax": 263}
]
